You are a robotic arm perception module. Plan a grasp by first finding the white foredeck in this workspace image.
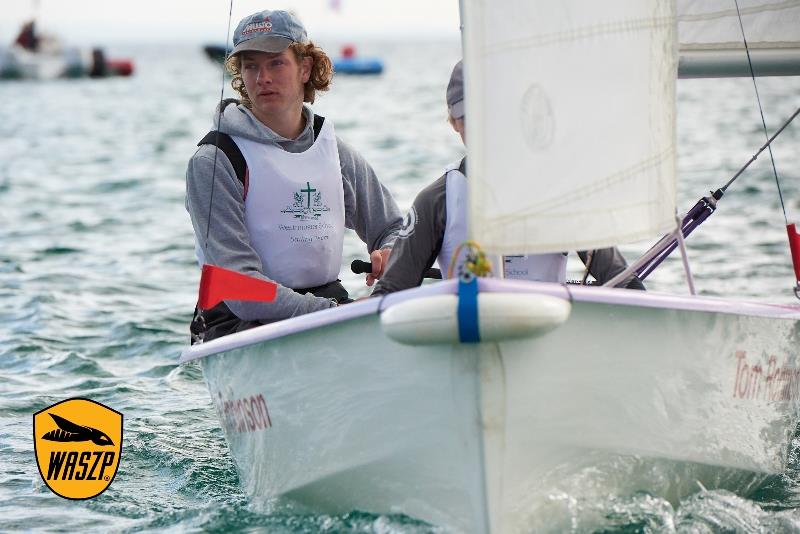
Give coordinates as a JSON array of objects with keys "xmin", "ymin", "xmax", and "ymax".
[{"xmin": 181, "ymin": 279, "xmax": 800, "ymax": 362}]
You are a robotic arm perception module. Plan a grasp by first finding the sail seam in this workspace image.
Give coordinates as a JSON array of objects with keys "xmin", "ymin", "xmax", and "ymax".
[
  {"xmin": 678, "ymin": 1, "xmax": 800, "ymax": 23},
  {"xmin": 679, "ymin": 42, "xmax": 800, "ymax": 50},
  {"xmin": 479, "ymin": 146, "xmax": 675, "ymax": 220},
  {"xmin": 485, "ymin": 16, "xmax": 673, "ymax": 55},
  {"xmin": 496, "ymin": 200, "xmax": 667, "ymax": 221}
]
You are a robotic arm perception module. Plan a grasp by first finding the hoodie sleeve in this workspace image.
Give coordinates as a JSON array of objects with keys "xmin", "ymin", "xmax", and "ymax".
[
  {"xmin": 336, "ymin": 137, "xmax": 403, "ymax": 252},
  {"xmin": 371, "ymin": 175, "xmax": 447, "ymax": 296},
  {"xmin": 185, "ymin": 145, "xmax": 336, "ymax": 321}
]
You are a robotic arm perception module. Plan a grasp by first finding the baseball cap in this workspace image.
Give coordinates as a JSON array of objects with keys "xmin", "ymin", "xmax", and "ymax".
[
  {"xmin": 231, "ymin": 9, "xmax": 308, "ymax": 56},
  {"xmin": 446, "ymin": 60, "xmax": 464, "ymax": 119}
]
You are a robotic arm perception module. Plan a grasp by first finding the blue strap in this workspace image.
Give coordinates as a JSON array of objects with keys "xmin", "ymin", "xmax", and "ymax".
[{"xmin": 457, "ymin": 276, "xmax": 481, "ymax": 343}]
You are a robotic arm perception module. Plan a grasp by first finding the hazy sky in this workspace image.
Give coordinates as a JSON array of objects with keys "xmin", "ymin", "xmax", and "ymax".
[{"xmin": 2, "ymin": 0, "xmax": 462, "ymax": 46}]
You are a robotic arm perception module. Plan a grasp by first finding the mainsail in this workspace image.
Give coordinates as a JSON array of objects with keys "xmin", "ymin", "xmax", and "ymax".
[
  {"xmin": 678, "ymin": 0, "xmax": 800, "ymax": 77},
  {"xmin": 463, "ymin": 0, "xmax": 800, "ymax": 256},
  {"xmin": 463, "ymin": 0, "xmax": 678, "ymax": 254}
]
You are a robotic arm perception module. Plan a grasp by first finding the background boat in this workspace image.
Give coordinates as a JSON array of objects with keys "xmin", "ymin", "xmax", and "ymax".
[
  {"xmin": 2, "ymin": 11, "xmax": 134, "ymax": 80},
  {"xmin": 0, "ymin": 44, "xmax": 134, "ymax": 80},
  {"xmin": 333, "ymin": 44, "xmax": 383, "ymax": 75},
  {"xmin": 202, "ymin": 43, "xmax": 230, "ymax": 64}
]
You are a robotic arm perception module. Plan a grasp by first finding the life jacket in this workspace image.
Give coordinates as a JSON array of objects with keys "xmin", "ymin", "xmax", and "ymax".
[
  {"xmin": 197, "ymin": 113, "xmax": 346, "ymax": 289},
  {"xmin": 197, "ymin": 114, "xmax": 324, "ymax": 192}
]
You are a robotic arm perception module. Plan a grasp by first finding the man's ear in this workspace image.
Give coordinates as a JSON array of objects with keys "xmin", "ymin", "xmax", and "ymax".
[{"xmin": 300, "ymin": 56, "xmax": 313, "ymax": 83}]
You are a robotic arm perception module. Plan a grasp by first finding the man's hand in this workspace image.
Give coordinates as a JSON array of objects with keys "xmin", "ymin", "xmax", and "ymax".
[{"xmin": 366, "ymin": 248, "xmax": 391, "ymax": 287}]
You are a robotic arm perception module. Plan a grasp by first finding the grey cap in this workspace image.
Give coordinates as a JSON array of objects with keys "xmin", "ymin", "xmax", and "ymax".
[
  {"xmin": 446, "ymin": 60, "xmax": 464, "ymax": 119},
  {"xmin": 231, "ymin": 9, "xmax": 308, "ymax": 56}
]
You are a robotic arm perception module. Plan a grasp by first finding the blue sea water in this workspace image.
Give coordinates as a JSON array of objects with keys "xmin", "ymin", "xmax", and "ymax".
[{"xmin": 1, "ymin": 39, "xmax": 800, "ymax": 533}]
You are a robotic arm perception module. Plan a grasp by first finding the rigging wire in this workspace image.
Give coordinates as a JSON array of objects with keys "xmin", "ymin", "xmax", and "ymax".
[
  {"xmin": 204, "ymin": 0, "xmax": 236, "ymax": 248},
  {"xmin": 721, "ymin": 107, "xmax": 800, "ymax": 194},
  {"xmin": 733, "ymin": 0, "xmax": 788, "ymax": 224}
]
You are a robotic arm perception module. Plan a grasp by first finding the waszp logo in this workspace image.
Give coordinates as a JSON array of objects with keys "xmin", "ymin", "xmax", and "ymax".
[{"xmin": 33, "ymin": 398, "xmax": 123, "ymax": 500}]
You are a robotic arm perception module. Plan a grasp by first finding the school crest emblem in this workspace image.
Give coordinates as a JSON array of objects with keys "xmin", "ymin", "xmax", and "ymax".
[
  {"xmin": 33, "ymin": 398, "xmax": 123, "ymax": 500},
  {"xmin": 281, "ymin": 181, "xmax": 331, "ymax": 220}
]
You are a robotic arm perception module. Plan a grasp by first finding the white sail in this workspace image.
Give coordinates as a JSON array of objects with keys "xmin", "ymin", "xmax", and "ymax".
[
  {"xmin": 677, "ymin": 0, "xmax": 800, "ymax": 77},
  {"xmin": 678, "ymin": 0, "xmax": 800, "ymax": 50},
  {"xmin": 463, "ymin": 0, "xmax": 677, "ymax": 254}
]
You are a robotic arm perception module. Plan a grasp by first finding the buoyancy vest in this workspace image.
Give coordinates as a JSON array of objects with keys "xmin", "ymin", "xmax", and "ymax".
[
  {"xmin": 437, "ymin": 162, "xmax": 469, "ymax": 277},
  {"xmin": 437, "ymin": 161, "xmax": 567, "ymax": 282},
  {"xmin": 234, "ymin": 117, "xmax": 345, "ymax": 289}
]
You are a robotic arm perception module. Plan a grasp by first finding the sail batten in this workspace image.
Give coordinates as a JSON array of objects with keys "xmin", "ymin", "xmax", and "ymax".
[{"xmin": 484, "ymin": 16, "xmax": 674, "ymax": 56}]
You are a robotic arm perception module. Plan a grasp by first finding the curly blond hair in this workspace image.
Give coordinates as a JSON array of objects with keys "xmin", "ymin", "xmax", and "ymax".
[{"xmin": 225, "ymin": 42, "xmax": 333, "ymax": 108}]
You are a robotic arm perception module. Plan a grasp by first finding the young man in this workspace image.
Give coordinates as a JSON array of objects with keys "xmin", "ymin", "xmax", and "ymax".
[
  {"xmin": 372, "ymin": 60, "xmax": 644, "ymax": 296},
  {"xmin": 186, "ymin": 9, "xmax": 402, "ymax": 342}
]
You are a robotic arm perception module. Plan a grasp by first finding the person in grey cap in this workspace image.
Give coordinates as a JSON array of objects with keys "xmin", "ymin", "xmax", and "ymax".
[
  {"xmin": 372, "ymin": 60, "xmax": 644, "ymax": 296},
  {"xmin": 186, "ymin": 9, "xmax": 402, "ymax": 342}
]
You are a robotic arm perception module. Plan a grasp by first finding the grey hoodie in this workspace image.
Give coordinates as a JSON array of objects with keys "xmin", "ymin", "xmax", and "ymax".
[{"xmin": 186, "ymin": 101, "xmax": 402, "ymax": 322}]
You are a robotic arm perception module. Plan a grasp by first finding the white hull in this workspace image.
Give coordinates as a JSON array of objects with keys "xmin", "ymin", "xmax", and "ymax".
[{"xmin": 183, "ymin": 280, "xmax": 800, "ymax": 532}]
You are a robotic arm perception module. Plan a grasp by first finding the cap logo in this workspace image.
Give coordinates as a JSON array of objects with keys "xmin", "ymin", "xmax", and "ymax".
[{"xmin": 241, "ymin": 18, "xmax": 273, "ymax": 38}]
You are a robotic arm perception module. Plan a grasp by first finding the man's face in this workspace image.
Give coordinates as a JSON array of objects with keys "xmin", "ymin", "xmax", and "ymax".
[{"xmin": 240, "ymin": 49, "xmax": 311, "ymax": 124}]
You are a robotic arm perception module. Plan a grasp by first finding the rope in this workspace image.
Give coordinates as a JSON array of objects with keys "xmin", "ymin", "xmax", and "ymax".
[
  {"xmin": 204, "ymin": 0, "xmax": 236, "ymax": 247},
  {"xmin": 448, "ymin": 241, "xmax": 493, "ymax": 280},
  {"xmin": 733, "ymin": 0, "xmax": 788, "ymax": 224}
]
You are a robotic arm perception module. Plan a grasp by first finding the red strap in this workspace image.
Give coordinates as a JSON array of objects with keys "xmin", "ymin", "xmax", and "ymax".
[
  {"xmin": 787, "ymin": 224, "xmax": 800, "ymax": 282},
  {"xmin": 198, "ymin": 265, "xmax": 277, "ymax": 310}
]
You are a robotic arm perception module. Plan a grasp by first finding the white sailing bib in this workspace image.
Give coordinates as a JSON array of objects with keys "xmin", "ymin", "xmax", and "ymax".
[
  {"xmin": 438, "ymin": 162, "xmax": 469, "ymax": 278},
  {"xmin": 234, "ymin": 118, "xmax": 345, "ymax": 289},
  {"xmin": 439, "ymin": 162, "xmax": 567, "ymax": 282}
]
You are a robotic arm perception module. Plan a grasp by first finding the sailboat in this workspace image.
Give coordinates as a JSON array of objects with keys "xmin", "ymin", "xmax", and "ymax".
[
  {"xmin": 181, "ymin": 1, "xmax": 800, "ymax": 532},
  {"xmin": 0, "ymin": 20, "xmax": 134, "ymax": 80}
]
